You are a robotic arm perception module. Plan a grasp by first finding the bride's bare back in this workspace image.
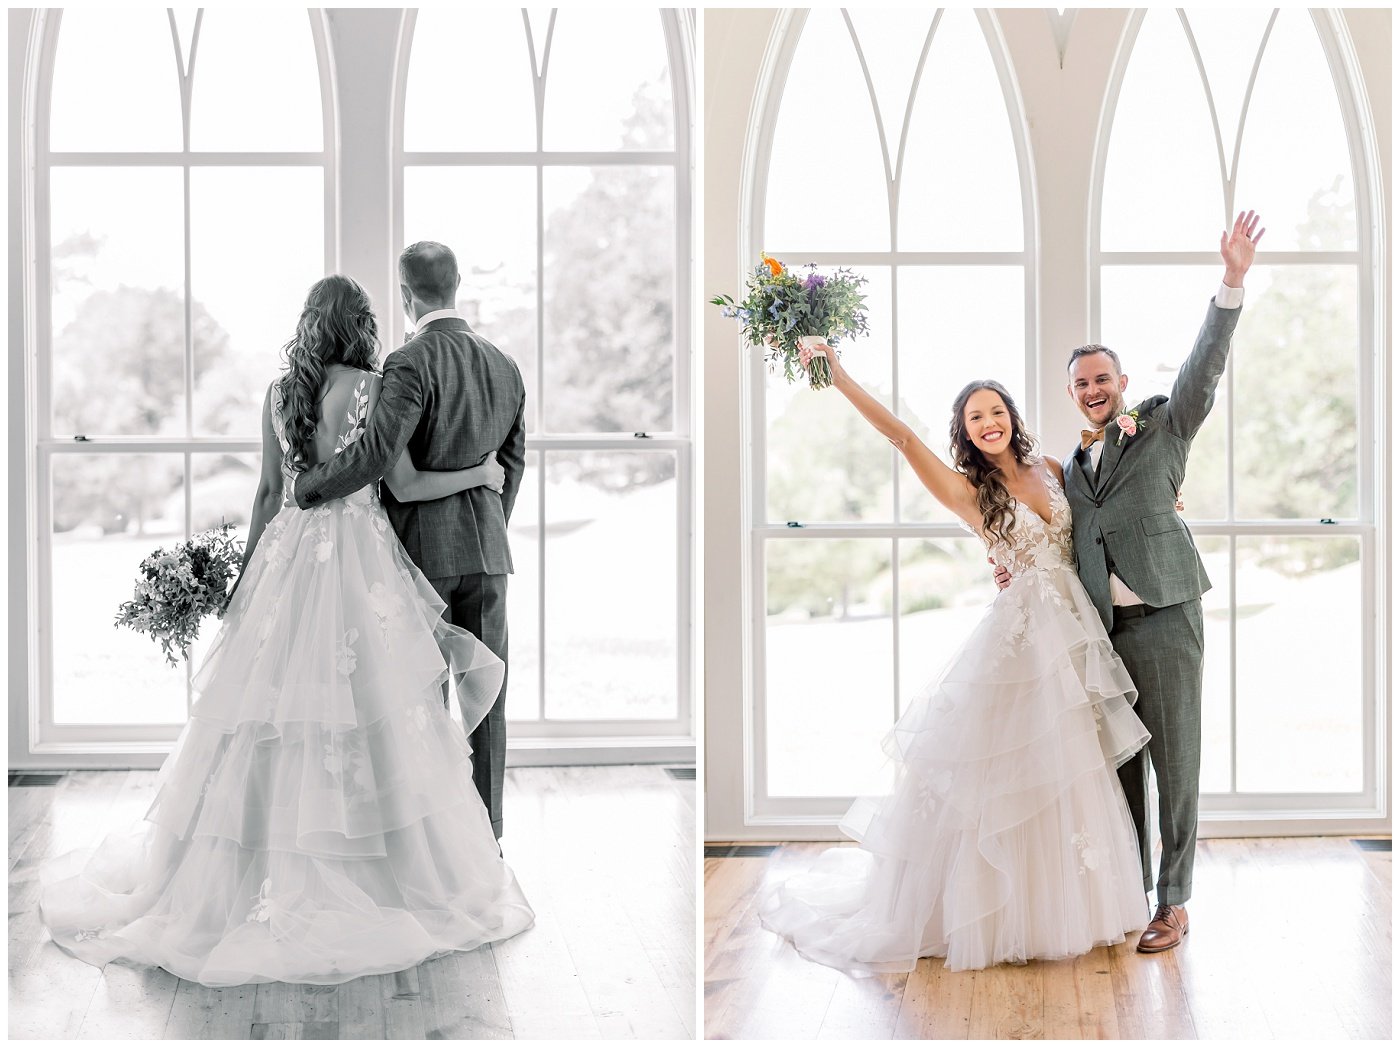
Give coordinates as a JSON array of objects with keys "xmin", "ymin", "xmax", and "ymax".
[{"xmin": 308, "ymin": 366, "xmax": 375, "ymax": 467}]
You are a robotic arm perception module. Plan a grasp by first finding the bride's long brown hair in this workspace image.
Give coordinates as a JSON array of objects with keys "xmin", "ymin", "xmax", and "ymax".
[
  {"xmin": 274, "ymin": 275, "xmax": 381, "ymax": 472},
  {"xmin": 948, "ymin": 380, "xmax": 1038, "ymax": 546}
]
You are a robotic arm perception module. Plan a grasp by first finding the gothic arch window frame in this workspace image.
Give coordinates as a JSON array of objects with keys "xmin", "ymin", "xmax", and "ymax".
[
  {"xmin": 1087, "ymin": 8, "xmax": 1387, "ymax": 827},
  {"xmin": 18, "ymin": 8, "xmax": 339, "ymax": 760},
  {"xmin": 738, "ymin": 9, "xmax": 1040, "ymax": 826},
  {"xmin": 389, "ymin": 9, "xmax": 696, "ymax": 746}
]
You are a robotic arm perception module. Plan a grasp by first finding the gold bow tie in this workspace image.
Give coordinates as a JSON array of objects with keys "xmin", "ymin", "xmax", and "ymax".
[{"xmin": 1080, "ymin": 428, "xmax": 1105, "ymax": 450}]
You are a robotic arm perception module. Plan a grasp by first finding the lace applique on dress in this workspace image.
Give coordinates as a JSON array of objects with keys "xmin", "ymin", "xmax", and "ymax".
[
  {"xmin": 974, "ymin": 459, "xmax": 1075, "ymax": 583},
  {"xmin": 334, "ymin": 378, "xmax": 370, "ymax": 454}
]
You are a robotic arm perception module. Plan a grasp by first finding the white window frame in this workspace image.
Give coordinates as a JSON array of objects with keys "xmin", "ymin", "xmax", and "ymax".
[
  {"xmin": 740, "ymin": 9, "xmax": 1038, "ymax": 827},
  {"xmin": 390, "ymin": 9, "xmax": 696, "ymax": 759},
  {"xmin": 726, "ymin": 7, "xmax": 1388, "ymax": 839},
  {"xmin": 14, "ymin": 8, "xmax": 337, "ymax": 766},
  {"xmin": 1089, "ymin": 8, "xmax": 1387, "ymax": 832}
]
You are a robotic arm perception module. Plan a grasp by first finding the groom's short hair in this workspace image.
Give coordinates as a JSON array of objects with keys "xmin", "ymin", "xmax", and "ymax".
[
  {"xmin": 1067, "ymin": 343, "xmax": 1123, "ymax": 375},
  {"xmin": 399, "ymin": 241, "xmax": 459, "ymax": 304}
]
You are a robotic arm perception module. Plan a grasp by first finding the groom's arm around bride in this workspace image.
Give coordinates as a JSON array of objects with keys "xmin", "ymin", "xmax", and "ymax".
[{"xmin": 293, "ymin": 241, "xmax": 526, "ymax": 840}]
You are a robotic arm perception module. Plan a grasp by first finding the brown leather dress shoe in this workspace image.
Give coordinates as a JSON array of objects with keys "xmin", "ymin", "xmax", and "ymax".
[{"xmin": 1137, "ymin": 903, "xmax": 1189, "ymax": 953}]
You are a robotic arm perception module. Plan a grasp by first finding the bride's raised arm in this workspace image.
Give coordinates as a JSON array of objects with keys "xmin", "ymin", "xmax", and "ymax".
[
  {"xmin": 360, "ymin": 374, "xmax": 505, "ymax": 502},
  {"xmin": 800, "ymin": 342, "xmax": 979, "ymax": 526}
]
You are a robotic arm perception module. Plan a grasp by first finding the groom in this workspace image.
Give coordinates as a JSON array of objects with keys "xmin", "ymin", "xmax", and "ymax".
[
  {"xmin": 292, "ymin": 241, "xmax": 526, "ymax": 840},
  {"xmin": 997, "ymin": 210, "xmax": 1263, "ymax": 952}
]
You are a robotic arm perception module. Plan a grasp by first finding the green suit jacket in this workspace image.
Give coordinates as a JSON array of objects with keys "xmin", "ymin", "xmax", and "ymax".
[{"xmin": 1064, "ymin": 298, "xmax": 1241, "ymax": 632}]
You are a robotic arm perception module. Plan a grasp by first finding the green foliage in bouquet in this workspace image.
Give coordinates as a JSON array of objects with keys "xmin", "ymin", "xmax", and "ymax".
[
  {"xmin": 711, "ymin": 254, "xmax": 869, "ymax": 390},
  {"xmin": 115, "ymin": 522, "xmax": 244, "ymax": 667}
]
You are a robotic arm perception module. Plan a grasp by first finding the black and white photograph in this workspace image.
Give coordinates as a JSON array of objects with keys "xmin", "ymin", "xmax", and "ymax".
[
  {"xmin": 8, "ymin": 6, "xmax": 695, "ymax": 1039},
  {"xmin": 702, "ymin": 7, "xmax": 1390, "ymax": 1041}
]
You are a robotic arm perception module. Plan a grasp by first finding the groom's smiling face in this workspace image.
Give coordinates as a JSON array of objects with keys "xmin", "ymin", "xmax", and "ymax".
[{"xmin": 1068, "ymin": 352, "xmax": 1129, "ymax": 427}]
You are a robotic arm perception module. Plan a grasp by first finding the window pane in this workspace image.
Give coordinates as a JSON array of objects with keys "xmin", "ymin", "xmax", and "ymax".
[
  {"xmin": 50, "ymin": 168, "xmax": 185, "ymax": 438},
  {"xmin": 49, "ymin": 9, "xmax": 182, "ymax": 151},
  {"xmin": 1233, "ymin": 9, "xmax": 1356, "ymax": 252},
  {"xmin": 189, "ymin": 9, "xmax": 322, "ymax": 151},
  {"xmin": 542, "ymin": 167, "xmax": 674, "ymax": 433},
  {"xmin": 1197, "ymin": 536, "xmax": 1231, "ymax": 794},
  {"xmin": 765, "ymin": 537, "xmax": 893, "ymax": 797},
  {"xmin": 404, "ymin": 8, "xmax": 536, "ymax": 152},
  {"xmin": 1234, "ymin": 537, "xmax": 1363, "ymax": 793},
  {"xmin": 1101, "ymin": 10, "xmax": 1223, "ymax": 250},
  {"xmin": 507, "ymin": 451, "xmax": 542, "ymax": 722},
  {"xmin": 765, "ymin": 266, "xmax": 892, "ymax": 524},
  {"xmin": 543, "ymin": 10, "xmax": 673, "ymax": 151},
  {"xmin": 764, "ymin": 9, "xmax": 888, "ymax": 252},
  {"xmin": 191, "ymin": 168, "xmax": 326, "ymax": 437},
  {"xmin": 1181, "ymin": 8, "xmax": 1274, "ymax": 166},
  {"xmin": 185, "ymin": 453, "xmax": 256, "ymax": 673},
  {"xmin": 845, "ymin": 9, "xmax": 936, "ymax": 161},
  {"xmin": 899, "ymin": 8, "xmax": 1023, "ymax": 252},
  {"xmin": 190, "ymin": 452, "xmax": 258, "ymax": 537},
  {"xmin": 897, "ymin": 538, "xmax": 994, "ymax": 715},
  {"xmin": 897, "ymin": 266, "xmax": 1025, "ymax": 523},
  {"xmin": 52, "ymin": 454, "xmax": 187, "ymax": 725},
  {"xmin": 1233, "ymin": 265, "xmax": 1358, "ymax": 521},
  {"xmin": 1099, "ymin": 266, "xmax": 1229, "ymax": 520},
  {"xmin": 543, "ymin": 452, "xmax": 677, "ymax": 720},
  {"xmin": 403, "ymin": 167, "xmax": 538, "ymax": 431}
]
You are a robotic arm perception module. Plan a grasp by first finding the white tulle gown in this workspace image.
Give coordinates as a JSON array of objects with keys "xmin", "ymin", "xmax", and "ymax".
[
  {"xmin": 759, "ymin": 460, "xmax": 1150, "ymax": 973},
  {"xmin": 39, "ymin": 382, "xmax": 534, "ymax": 986}
]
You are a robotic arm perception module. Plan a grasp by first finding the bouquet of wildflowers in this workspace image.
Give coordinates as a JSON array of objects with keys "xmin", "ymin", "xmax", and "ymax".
[
  {"xmin": 712, "ymin": 254, "xmax": 869, "ymax": 390},
  {"xmin": 115, "ymin": 522, "xmax": 244, "ymax": 667}
]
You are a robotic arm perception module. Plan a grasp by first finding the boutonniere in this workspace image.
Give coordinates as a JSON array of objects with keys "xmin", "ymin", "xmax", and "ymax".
[{"xmin": 1114, "ymin": 409, "xmax": 1146, "ymax": 446}]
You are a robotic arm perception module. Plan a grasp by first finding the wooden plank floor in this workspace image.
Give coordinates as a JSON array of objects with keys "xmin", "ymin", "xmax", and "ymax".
[
  {"xmin": 704, "ymin": 836, "xmax": 1391, "ymax": 1040},
  {"xmin": 9, "ymin": 765, "xmax": 696, "ymax": 1040}
]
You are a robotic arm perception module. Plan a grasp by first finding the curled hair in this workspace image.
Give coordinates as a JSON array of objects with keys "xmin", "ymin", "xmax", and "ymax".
[
  {"xmin": 948, "ymin": 380, "xmax": 1038, "ymax": 547},
  {"xmin": 274, "ymin": 275, "xmax": 381, "ymax": 472}
]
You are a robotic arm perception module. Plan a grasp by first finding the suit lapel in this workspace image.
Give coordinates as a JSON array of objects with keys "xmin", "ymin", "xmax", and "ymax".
[
  {"xmin": 1070, "ymin": 441, "xmax": 1093, "ymax": 492},
  {"xmin": 1095, "ymin": 419, "xmax": 1126, "ymax": 491}
]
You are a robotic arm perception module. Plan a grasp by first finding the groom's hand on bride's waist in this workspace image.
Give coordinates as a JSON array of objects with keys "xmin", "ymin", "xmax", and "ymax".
[{"xmin": 991, "ymin": 558, "xmax": 1011, "ymax": 591}]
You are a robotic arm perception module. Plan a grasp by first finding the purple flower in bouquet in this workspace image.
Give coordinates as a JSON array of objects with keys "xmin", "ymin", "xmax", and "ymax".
[{"xmin": 710, "ymin": 255, "xmax": 869, "ymax": 390}]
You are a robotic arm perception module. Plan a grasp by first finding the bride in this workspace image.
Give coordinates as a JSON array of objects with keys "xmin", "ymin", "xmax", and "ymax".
[
  {"xmin": 39, "ymin": 275, "xmax": 534, "ymax": 987},
  {"xmin": 757, "ymin": 349, "xmax": 1150, "ymax": 973}
]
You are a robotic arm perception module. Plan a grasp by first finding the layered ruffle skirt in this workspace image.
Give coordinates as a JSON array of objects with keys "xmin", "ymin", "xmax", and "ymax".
[
  {"xmin": 759, "ymin": 565, "xmax": 1150, "ymax": 972},
  {"xmin": 40, "ymin": 492, "xmax": 534, "ymax": 986}
]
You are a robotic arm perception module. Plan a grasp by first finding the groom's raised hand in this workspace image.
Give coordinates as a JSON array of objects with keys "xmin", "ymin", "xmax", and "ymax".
[{"xmin": 1220, "ymin": 209, "xmax": 1264, "ymax": 286}]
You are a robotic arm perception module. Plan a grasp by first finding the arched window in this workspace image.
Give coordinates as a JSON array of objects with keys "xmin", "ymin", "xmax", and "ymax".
[
  {"xmin": 395, "ymin": 10, "xmax": 693, "ymax": 740},
  {"xmin": 744, "ymin": 9, "xmax": 1034, "ymax": 817},
  {"xmin": 32, "ymin": 9, "xmax": 333, "ymax": 748},
  {"xmin": 1094, "ymin": 9, "xmax": 1381, "ymax": 810}
]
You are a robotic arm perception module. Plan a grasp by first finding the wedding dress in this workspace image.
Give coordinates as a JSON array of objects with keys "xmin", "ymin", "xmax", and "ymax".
[
  {"xmin": 39, "ymin": 378, "xmax": 534, "ymax": 986},
  {"xmin": 759, "ymin": 459, "xmax": 1149, "ymax": 972}
]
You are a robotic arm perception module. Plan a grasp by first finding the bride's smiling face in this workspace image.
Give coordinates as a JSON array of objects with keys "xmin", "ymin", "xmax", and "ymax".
[{"xmin": 962, "ymin": 389, "xmax": 1015, "ymax": 456}]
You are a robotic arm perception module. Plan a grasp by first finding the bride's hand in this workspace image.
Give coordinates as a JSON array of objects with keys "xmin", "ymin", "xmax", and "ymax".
[
  {"xmin": 481, "ymin": 452, "xmax": 506, "ymax": 494},
  {"xmin": 798, "ymin": 340, "xmax": 838, "ymax": 374}
]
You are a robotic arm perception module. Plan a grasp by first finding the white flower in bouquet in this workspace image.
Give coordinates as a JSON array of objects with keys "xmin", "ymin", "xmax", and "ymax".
[
  {"xmin": 712, "ymin": 255, "xmax": 870, "ymax": 390},
  {"xmin": 114, "ymin": 522, "xmax": 244, "ymax": 667}
]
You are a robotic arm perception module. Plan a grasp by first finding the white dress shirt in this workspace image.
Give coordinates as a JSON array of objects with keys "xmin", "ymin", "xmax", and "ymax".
[
  {"xmin": 1085, "ymin": 282, "xmax": 1244, "ymax": 606},
  {"xmin": 410, "ymin": 307, "xmax": 465, "ymax": 333}
]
